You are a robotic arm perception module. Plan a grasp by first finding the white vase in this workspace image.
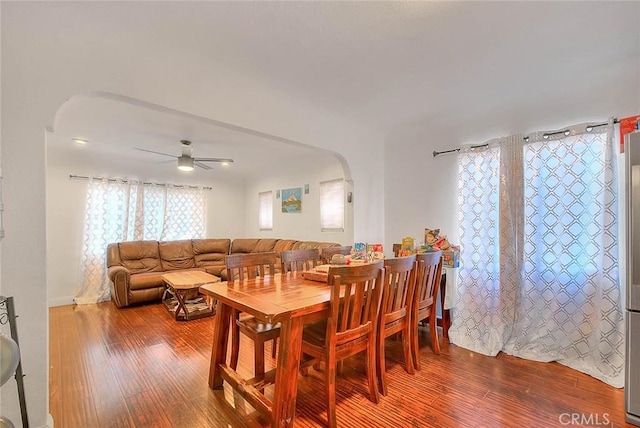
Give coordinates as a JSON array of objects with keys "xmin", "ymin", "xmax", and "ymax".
[{"xmin": 0, "ymin": 333, "xmax": 19, "ymax": 387}]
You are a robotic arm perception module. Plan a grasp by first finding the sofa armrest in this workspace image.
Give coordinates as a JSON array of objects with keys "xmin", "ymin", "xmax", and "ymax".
[{"xmin": 108, "ymin": 265, "xmax": 131, "ymax": 308}]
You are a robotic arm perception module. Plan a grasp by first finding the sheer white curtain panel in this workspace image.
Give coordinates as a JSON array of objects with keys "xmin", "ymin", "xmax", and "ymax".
[
  {"xmin": 450, "ymin": 121, "xmax": 624, "ymax": 387},
  {"xmin": 75, "ymin": 178, "xmax": 132, "ymax": 304}
]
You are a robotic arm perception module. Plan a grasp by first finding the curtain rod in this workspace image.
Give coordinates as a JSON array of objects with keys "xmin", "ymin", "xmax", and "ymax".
[
  {"xmin": 69, "ymin": 175, "xmax": 212, "ymax": 190},
  {"xmin": 432, "ymin": 118, "xmax": 619, "ymax": 157}
]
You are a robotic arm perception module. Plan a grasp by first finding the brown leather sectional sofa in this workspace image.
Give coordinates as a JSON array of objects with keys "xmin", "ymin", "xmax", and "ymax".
[{"xmin": 106, "ymin": 238, "xmax": 340, "ymax": 308}]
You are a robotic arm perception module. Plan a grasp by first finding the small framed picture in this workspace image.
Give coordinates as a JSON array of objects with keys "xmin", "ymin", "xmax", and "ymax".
[
  {"xmin": 304, "ymin": 184, "xmax": 309, "ymax": 194},
  {"xmin": 281, "ymin": 187, "xmax": 302, "ymax": 213}
]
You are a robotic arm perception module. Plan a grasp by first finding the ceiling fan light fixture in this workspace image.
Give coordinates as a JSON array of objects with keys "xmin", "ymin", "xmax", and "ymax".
[{"xmin": 177, "ymin": 156, "xmax": 194, "ymax": 172}]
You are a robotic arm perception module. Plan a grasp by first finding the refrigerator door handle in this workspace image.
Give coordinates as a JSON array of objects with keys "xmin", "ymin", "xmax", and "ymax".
[{"xmin": 631, "ymin": 165, "xmax": 640, "ymax": 311}]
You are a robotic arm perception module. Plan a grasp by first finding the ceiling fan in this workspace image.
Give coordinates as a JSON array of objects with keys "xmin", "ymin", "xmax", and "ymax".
[{"xmin": 134, "ymin": 140, "xmax": 234, "ymax": 171}]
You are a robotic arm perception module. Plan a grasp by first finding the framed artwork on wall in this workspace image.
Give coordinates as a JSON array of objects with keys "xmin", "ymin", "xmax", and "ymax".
[{"xmin": 281, "ymin": 187, "xmax": 302, "ymax": 213}]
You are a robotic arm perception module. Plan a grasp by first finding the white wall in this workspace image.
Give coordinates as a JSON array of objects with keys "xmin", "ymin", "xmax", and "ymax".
[
  {"xmin": 244, "ymin": 154, "xmax": 353, "ymax": 244},
  {"xmin": 2, "ymin": 4, "xmax": 384, "ymax": 426},
  {"xmin": 384, "ymin": 140, "xmax": 459, "ymax": 254},
  {"xmin": 45, "ymin": 152, "xmax": 246, "ymax": 307}
]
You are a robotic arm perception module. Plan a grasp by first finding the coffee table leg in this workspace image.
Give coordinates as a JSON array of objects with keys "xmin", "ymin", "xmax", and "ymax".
[{"xmin": 174, "ymin": 289, "xmax": 189, "ymax": 321}]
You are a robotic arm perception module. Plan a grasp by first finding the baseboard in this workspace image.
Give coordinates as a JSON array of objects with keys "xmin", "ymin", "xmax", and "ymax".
[{"xmin": 48, "ymin": 296, "xmax": 75, "ymax": 307}]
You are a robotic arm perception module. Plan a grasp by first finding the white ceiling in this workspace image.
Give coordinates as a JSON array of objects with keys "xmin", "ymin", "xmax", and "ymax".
[
  {"xmin": 49, "ymin": 94, "xmax": 334, "ymax": 180},
  {"xmin": 45, "ymin": 1, "xmax": 639, "ymax": 178}
]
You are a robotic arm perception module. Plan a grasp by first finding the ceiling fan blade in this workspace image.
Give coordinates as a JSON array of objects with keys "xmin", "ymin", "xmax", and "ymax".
[
  {"xmin": 133, "ymin": 147, "xmax": 177, "ymax": 158},
  {"xmin": 193, "ymin": 157, "xmax": 234, "ymax": 163},
  {"xmin": 194, "ymin": 161, "xmax": 213, "ymax": 170}
]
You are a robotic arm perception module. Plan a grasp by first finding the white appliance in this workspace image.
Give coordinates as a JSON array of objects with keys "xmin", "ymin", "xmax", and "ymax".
[{"xmin": 626, "ymin": 130, "xmax": 640, "ymax": 425}]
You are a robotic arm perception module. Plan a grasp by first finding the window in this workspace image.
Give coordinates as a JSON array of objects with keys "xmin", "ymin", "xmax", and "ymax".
[
  {"xmin": 76, "ymin": 179, "xmax": 206, "ymax": 304},
  {"xmin": 258, "ymin": 191, "xmax": 273, "ymax": 230},
  {"xmin": 320, "ymin": 179, "xmax": 344, "ymax": 231}
]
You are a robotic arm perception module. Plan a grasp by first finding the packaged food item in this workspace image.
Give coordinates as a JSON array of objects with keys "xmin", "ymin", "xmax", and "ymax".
[
  {"xmin": 424, "ymin": 228, "xmax": 440, "ymax": 247},
  {"xmin": 400, "ymin": 237, "xmax": 415, "ymax": 256},
  {"xmin": 352, "ymin": 242, "xmax": 367, "ymax": 261},
  {"xmin": 442, "ymin": 249, "xmax": 459, "ymax": 267}
]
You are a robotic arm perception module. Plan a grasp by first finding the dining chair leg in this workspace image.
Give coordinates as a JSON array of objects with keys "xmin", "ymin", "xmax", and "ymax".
[
  {"xmin": 402, "ymin": 326, "xmax": 415, "ymax": 375},
  {"xmin": 367, "ymin": 340, "xmax": 380, "ymax": 404},
  {"xmin": 255, "ymin": 337, "xmax": 265, "ymax": 379},
  {"xmin": 411, "ymin": 318, "xmax": 421, "ymax": 371},
  {"xmin": 429, "ymin": 311, "xmax": 441, "ymax": 355},
  {"xmin": 271, "ymin": 337, "xmax": 277, "ymax": 358},
  {"xmin": 376, "ymin": 332, "xmax": 387, "ymax": 396},
  {"xmin": 325, "ymin": 353, "xmax": 337, "ymax": 428},
  {"xmin": 230, "ymin": 310, "xmax": 240, "ymax": 370}
]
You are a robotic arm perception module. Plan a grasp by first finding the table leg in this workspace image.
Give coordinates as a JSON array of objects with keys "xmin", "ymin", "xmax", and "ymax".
[
  {"xmin": 272, "ymin": 316, "xmax": 303, "ymax": 428},
  {"xmin": 209, "ymin": 301, "xmax": 232, "ymax": 388},
  {"xmin": 439, "ymin": 274, "xmax": 450, "ymax": 339},
  {"xmin": 174, "ymin": 289, "xmax": 190, "ymax": 321}
]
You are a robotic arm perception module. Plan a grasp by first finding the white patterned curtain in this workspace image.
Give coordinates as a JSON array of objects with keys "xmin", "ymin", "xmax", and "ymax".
[
  {"xmin": 75, "ymin": 180, "xmax": 206, "ymax": 304},
  {"xmin": 449, "ymin": 122, "xmax": 625, "ymax": 387},
  {"xmin": 161, "ymin": 186, "xmax": 206, "ymax": 240},
  {"xmin": 450, "ymin": 142, "xmax": 505, "ymax": 354}
]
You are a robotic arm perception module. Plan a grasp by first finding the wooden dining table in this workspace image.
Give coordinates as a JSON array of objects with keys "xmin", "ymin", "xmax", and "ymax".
[{"xmin": 199, "ymin": 272, "xmax": 333, "ymax": 428}]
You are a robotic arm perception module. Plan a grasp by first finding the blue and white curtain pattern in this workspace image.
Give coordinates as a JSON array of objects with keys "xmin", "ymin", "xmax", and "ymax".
[
  {"xmin": 75, "ymin": 179, "xmax": 206, "ymax": 304},
  {"xmin": 449, "ymin": 122, "xmax": 625, "ymax": 387}
]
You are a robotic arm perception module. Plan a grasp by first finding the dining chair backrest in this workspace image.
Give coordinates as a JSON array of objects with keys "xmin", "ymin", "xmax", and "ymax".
[
  {"xmin": 376, "ymin": 254, "xmax": 418, "ymax": 395},
  {"xmin": 327, "ymin": 260, "xmax": 385, "ymax": 343},
  {"xmin": 281, "ymin": 248, "xmax": 321, "ymax": 273},
  {"xmin": 225, "ymin": 252, "xmax": 277, "ymax": 281},
  {"xmin": 381, "ymin": 255, "xmax": 417, "ymax": 326},
  {"xmin": 414, "ymin": 251, "xmax": 443, "ymax": 318},
  {"xmin": 321, "ymin": 246, "xmax": 352, "ymax": 264}
]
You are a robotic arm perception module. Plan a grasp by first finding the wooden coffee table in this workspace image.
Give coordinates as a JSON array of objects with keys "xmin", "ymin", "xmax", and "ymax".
[{"xmin": 162, "ymin": 271, "xmax": 221, "ymax": 321}]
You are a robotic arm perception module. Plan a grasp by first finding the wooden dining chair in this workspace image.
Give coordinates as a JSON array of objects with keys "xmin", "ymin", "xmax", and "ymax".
[
  {"xmin": 300, "ymin": 260, "xmax": 385, "ymax": 428},
  {"xmin": 225, "ymin": 252, "xmax": 279, "ymax": 377},
  {"xmin": 377, "ymin": 254, "xmax": 417, "ymax": 396},
  {"xmin": 320, "ymin": 245, "xmax": 352, "ymax": 264},
  {"xmin": 412, "ymin": 251, "xmax": 443, "ymax": 370},
  {"xmin": 281, "ymin": 248, "xmax": 320, "ymax": 273}
]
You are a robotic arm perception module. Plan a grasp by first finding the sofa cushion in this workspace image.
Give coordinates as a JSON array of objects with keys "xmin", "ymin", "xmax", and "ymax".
[
  {"xmin": 274, "ymin": 239, "xmax": 298, "ymax": 255},
  {"xmin": 159, "ymin": 240, "xmax": 195, "ymax": 271},
  {"xmin": 118, "ymin": 241, "xmax": 162, "ymax": 274},
  {"xmin": 193, "ymin": 238, "xmax": 230, "ymax": 263},
  {"xmin": 255, "ymin": 238, "xmax": 279, "ymax": 253},
  {"xmin": 129, "ymin": 271, "xmax": 166, "ymax": 290},
  {"xmin": 193, "ymin": 238, "xmax": 229, "ymax": 274},
  {"xmin": 230, "ymin": 238, "xmax": 260, "ymax": 254},
  {"xmin": 129, "ymin": 268, "xmax": 208, "ymax": 290}
]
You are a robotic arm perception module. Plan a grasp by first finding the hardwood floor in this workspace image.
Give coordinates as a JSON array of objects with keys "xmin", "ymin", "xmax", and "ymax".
[{"xmin": 50, "ymin": 301, "xmax": 632, "ymax": 427}]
